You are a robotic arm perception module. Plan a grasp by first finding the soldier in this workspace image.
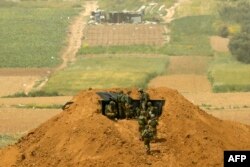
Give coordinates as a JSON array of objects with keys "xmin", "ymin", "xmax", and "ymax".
[
  {"xmin": 141, "ymin": 125, "xmax": 154, "ymax": 154},
  {"xmin": 146, "ymin": 102, "xmax": 158, "ymax": 119},
  {"xmin": 116, "ymin": 90, "xmax": 126, "ymax": 119},
  {"xmin": 138, "ymin": 88, "xmax": 149, "ymax": 111},
  {"xmin": 148, "ymin": 114, "xmax": 159, "ymax": 141},
  {"xmin": 124, "ymin": 91, "xmax": 133, "ymax": 119},
  {"xmin": 105, "ymin": 101, "xmax": 118, "ymax": 120},
  {"xmin": 137, "ymin": 111, "xmax": 148, "ymax": 140}
]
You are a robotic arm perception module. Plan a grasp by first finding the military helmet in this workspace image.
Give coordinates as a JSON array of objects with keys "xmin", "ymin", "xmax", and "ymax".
[
  {"xmin": 110, "ymin": 101, "xmax": 116, "ymax": 105},
  {"xmin": 147, "ymin": 101, "xmax": 152, "ymax": 106},
  {"xmin": 138, "ymin": 88, "xmax": 143, "ymax": 92},
  {"xmin": 150, "ymin": 114, "xmax": 155, "ymax": 118}
]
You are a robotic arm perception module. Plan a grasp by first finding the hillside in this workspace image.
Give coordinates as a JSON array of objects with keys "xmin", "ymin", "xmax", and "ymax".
[{"xmin": 0, "ymin": 88, "xmax": 249, "ymax": 167}]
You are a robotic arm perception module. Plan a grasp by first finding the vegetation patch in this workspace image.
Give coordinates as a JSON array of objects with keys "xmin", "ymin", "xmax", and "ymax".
[
  {"xmin": 175, "ymin": 0, "xmax": 217, "ymax": 18},
  {"xmin": 160, "ymin": 15, "xmax": 216, "ymax": 56},
  {"xmin": 43, "ymin": 55, "xmax": 168, "ymax": 95},
  {"xmin": 0, "ymin": 134, "xmax": 22, "ymax": 148},
  {"xmin": 0, "ymin": 1, "xmax": 81, "ymax": 67},
  {"xmin": 208, "ymin": 52, "xmax": 250, "ymax": 92}
]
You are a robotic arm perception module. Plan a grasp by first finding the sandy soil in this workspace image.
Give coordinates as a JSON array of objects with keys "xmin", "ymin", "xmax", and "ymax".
[
  {"xmin": 0, "ymin": 88, "xmax": 249, "ymax": 167},
  {"xmin": 149, "ymin": 75, "xmax": 212, "ymax": 93},
  {"xmin": 0, "ymin": 108, "xmax": 61, "ymax": 133},
  {"xmin": 210, "ymin": 36, "xmax": 229, "ymax": 52},
  {"xmin": 0, "ymin": 96, "xmax": 72, "ymax": 106},
  {"xmin": 0, "ymin": 68, "xmax": 51, "ymax": 96},
  {"xmin": 207, "ymin": 109, "xmax": 250, "ymax": 126}
]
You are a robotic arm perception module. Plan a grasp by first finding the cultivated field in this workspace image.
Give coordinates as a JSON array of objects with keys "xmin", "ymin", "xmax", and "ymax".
[
  {"xmin": 0, "ymin": 68, "xmax": 50, "ymax": 96},
  {"xmin": 0, "ymin": 1, "xmax": 81, "ymax": 67},
  {"xmin": 82, "ymin": 24, "xmax": 165, "ymax": 46},
  {"xmin": 43, "ymin": 55, "xmax": 168, "ymax": 95},
  {"xmin": 208, "ymin": 52, "xmax": 250, "ymax": 92}
]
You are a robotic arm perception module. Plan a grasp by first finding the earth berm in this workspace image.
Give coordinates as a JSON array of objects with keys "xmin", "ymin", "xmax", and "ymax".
[{"xmin": 0, "ymin": 88, "xmax": 249, "ymax": 167}]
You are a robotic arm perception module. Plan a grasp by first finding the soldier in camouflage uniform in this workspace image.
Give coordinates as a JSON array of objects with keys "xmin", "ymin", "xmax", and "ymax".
[
  {"xmin": 146, "ymin": 102, "xmax": 158, "ymax": 119},
  {"xmin": 137, "ymin": 111, "xmax": 148, "ymax": 140},
  {"xmin": 148, "ymin": 114, "xmax": 159, "ymax": 141},
  {"xmin": 105, "ymin": 101, "xmax": 118, "ymax": 120},
  {"xmin": 138, "ymin": 88, "xmax": 149, "ymax": 111},
  {"xmin": 141, "ymin": 125, "xmax": 154, "ymax": 154},
  {"xmin": 116, "ymin": 90, "xmax": 126, "ymax": 119},
  {"xmin": 124, "ymin": 91, "xmax": 133, "ymax": 119}
]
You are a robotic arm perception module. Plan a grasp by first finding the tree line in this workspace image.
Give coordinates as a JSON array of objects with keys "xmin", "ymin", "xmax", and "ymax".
[{"xmin": 219, "ymin": 0, "xmax": 250, "ymax": 64}]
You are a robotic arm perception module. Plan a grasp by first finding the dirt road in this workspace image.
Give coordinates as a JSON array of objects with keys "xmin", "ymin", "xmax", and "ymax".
[{"xmin": 58, "ymin": 1, "xmax": 98, "ymax": 71}]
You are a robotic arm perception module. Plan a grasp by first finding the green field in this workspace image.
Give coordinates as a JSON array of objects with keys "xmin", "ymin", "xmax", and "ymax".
[
  {"xmin": 160, "ymin": 15, "xmax": 216, "ymax": 56},
  {"xmin": 208, "ymin": 52, "xmax": 250, "ymax": 92},
  {"xmin": 43, "ymin": 55, "xmax": 168, "ymax": 95},
  {"xmin": 175, "ymin": 0, "xmax": 217, "ymax": 17},
  {"xmin": 0, "ymin": 1, "xmax": 81, "ymax": 67}
]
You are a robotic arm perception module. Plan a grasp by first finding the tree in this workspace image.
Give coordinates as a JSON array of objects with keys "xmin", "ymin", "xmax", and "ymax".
[{"xmin": 229, "ymin": 32, "xmax": 250, "ymax": 64}]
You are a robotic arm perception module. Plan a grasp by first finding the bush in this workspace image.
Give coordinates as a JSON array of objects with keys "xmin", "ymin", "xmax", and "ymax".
[
  {"xmin": 218, "ymin": 25, "xmax": 229, "ymax": 37},
  {"xmin": 229, "ymin": 32, "xmax": 250, "ymax": 64}
]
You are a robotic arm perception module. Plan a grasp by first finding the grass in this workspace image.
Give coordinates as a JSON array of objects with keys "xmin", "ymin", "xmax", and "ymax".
[
  {"xmin": 160, "ymin": 15, "xmax": 216, "ymax": 56},
  {"xmin": 175, "ymin": 0, "xmax": 217, "ymax": 18},
  {"xmin": 0, "ymin": 1, "xmax": 81, "ymax": 67},
  {"xmin": 78, "ymin": 45, "xmax": 159, "ymax": 55},
  {"xmin": 43, "ymin": 55, "xmax": 169, "ymax": 95},
  {"xmin": 208, "ymin": 52, "xmax": 250, "ymax": 92},
  {"xmin": 0, "ymin": 134, "xmax": 22, "ymax": 148}
]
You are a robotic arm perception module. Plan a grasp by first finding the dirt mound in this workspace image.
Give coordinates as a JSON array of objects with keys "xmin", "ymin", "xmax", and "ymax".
[{"xmin": 0, "ymin": 88, "xmax": 250, "ymax": 167}]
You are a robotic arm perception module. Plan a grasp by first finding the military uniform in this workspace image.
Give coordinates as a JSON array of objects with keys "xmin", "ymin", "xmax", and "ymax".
[
  {"xmin": 124, "ymin": 91, "xmax": 133, "ymax": 119},
  {"xmin": 105, "ymin": 101, "xmax": 118, "ymax": 120},
  {"xmin": 141, "ymin": 126, "xmax": 154, "ymax": 154},
  {"xmin": 148, "ymin": 116, "xmax": 158, "ymax": 140},
  {"xmin": 146, "ymin": 102, "xmax": 158, "ymax": 118},
  {"xmin": 138, "ymin": 89, "xmax": 149, "ymax": 111},
  {"xmin": 116, "ymin": 91, "xmax": 126, "ymax": 119},
  {"xmin": 138, "ymin": 114, "xmax": 147, "ymax": 140}
]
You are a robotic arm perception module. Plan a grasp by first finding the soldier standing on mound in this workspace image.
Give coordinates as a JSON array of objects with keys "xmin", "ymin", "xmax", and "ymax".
[
  {"xmin": 124, "ymin": 91, "xmax": 133, "ymax": 119},
  {"xmin": 138, "ymin": 88, "xmax": 149, "ymax": 111},
  {"xmin": 148, "ymin": 114, "xmax": 159, "ymax": 141},
  {"xmin": 141, "ymin": 125, "xmax": 154, "ymax": 154},
  {"xmin": 116, "ymin": 90, "xmax": 126, "ymax": 118},
  {"xmin": 137, "ymin": 111, "xmax": 148, "ymax": 140}
]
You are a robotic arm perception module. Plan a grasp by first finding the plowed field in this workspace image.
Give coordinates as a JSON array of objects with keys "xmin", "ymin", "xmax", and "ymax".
[{"xmin": 83, "ymin": 24, "xmax": 165, "ymax": 46}]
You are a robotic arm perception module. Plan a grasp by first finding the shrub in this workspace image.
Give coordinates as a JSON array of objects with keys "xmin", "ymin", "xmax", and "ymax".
[
  {"xmin": 229, "ymin": 32, "xmax": 250, "ymax": 64},
  {"xmin": 218, "ymin": 25, "xmax": 229, "ymax": 38}
]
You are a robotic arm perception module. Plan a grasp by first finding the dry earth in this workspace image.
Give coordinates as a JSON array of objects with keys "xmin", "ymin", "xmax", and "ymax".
[
  {"xmin": 0, "ymin": 108, "xmax": 61, "ymax": 134},
  {"xmin": 0, "ymin": 88, "xmax": 249, "ymax": 167},
  {"xmin": 148, "ymin": 56, "xmax": 250, "ymax": 125},
  {"xmin": 0, "ymin": 68, "xmax": 50, "ymax": 96},
  {"xmin": 210, "ymin": 36, "xmax": 229, "ymax": 52}
]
